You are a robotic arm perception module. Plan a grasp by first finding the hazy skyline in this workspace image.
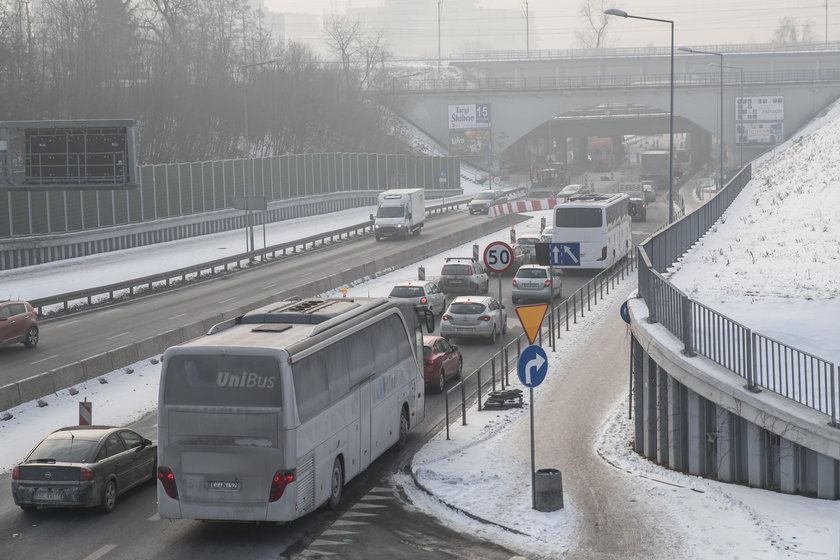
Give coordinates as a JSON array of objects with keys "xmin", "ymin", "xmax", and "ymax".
[{"xmin": 264, "ymin": 0, "xmax": 835, "ymax": 53}]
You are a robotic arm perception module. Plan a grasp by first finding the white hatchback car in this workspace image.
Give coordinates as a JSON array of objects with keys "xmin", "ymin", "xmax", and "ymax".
[
  {"xmin": 387, "ymin": 280, "xmax": 447, "ymax": 315},
  {"xmin": 511, "ymin": 265, "xmax": 562, "ymax": 304},
  {"xmin": 440, "ymin": 296, "xmax": 507, "ymax": 343}
]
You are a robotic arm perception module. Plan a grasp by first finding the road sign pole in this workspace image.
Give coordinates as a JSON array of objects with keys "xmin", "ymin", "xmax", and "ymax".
[
  {"xmin": 498, "ymin": 272, "xmax": 504, "ymax": 390},
  {"xmin": 530, "ymin": 386, "xmax": 536, "ymax": 509}
]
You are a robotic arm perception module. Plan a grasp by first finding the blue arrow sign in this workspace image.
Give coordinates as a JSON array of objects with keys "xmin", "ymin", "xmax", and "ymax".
[
  {"xmin": 549, "ymin": 242, "xmax": 580, "ymax": 266},
  {"xmin": 517, "ymin": 344, "xmax": 549, "ymax": 388}
]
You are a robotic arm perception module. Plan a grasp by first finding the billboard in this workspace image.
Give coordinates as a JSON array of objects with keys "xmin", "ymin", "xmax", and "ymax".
[
  {"xmin": 736, "ymin": 122, "xmax": 783, "ymax": 145},
  {"xmin": 736, "ymin": 96, "xmax": 784, "ymax": 121},
  {"xmin": 449, "ymin": 129, "xmax": 491, "ymax": 156},
  {"xmin": 448, "ymin": 104, "xmax": 491, "ymax": 129}
]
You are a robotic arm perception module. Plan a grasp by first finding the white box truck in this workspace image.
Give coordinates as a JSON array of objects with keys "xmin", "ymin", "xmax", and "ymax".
[{"xmin": 373, "ymin": 188, "xmax": 425, "ymax": 240}]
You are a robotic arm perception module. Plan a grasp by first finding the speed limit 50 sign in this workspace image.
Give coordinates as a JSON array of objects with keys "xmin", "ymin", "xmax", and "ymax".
[{"xmin": 483, "ymin": 241, "xmax": 514, "ymax": 274}]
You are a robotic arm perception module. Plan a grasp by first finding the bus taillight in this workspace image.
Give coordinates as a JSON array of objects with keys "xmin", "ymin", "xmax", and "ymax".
[
  {"xmin": 598, "ymin": 246, "xmax": 607, "ymax": 261},
  {"xmin": 157, "ymin": 466, "xmax": 179, "ymax": 499},
  {"xmin": 269, "ymin": 470, "xmax": 296, "ymax": 502}
]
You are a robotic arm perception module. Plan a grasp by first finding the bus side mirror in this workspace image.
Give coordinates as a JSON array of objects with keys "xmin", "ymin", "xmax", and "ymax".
[{"xmin": 423, "ymin": 309, "xmax": 435, "ymax": 333}]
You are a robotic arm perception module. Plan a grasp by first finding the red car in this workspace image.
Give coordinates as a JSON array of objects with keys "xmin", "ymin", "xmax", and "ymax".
[
  {"xmin": 0, "ymin": 300, "xmax": 39, "ymax": 349},
  {"xmin": 423, "ymin": 335, "xmax": 463, "ymax": 394}
]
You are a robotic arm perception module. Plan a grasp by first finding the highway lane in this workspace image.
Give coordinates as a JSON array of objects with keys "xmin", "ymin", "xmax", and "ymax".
[{"xmin": 0, "ymin": 210, "xmax": 527, "ymax": 390}]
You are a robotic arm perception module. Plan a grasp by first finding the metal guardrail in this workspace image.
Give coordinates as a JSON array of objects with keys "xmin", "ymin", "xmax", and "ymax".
[
  {"xmin": 451, "ymin": 41, "xmax": 840, "ymax": 62},
  {"xmin": 440, "ymin": 256, "xmax": 636, "ymax": 435},
  {"xmin": 390, "ymin": 69, "xmax": 840, "ymax": 93},
  {"xmin": 637, "ymin": 166, "xmax": 839, "ymax": 426},
  {"xmin": 27, "ymin": 191, "xmax": 523, "ymax": 317}
]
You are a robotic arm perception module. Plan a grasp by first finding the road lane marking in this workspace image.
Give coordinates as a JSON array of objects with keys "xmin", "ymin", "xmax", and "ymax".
[
  {"xmin": 168, "ymin": 313, "xmax": 187, "ymax": 320},
  {"xmin": 31, "ymin": 354, "xmax": 59, "ymax": 365},
  {"xmin": 53, "ymin": 319, "xmax": 80, "ymax": 328},
  {"xmin": 219, "ymin": 297, "xmax": 236, "ymax": 304},
  {"xmin": 105, "ymin": 332, "xmax": 129, "ymax": 341},
  {"xmin": 261, "ymin": 283, "xmax": 278, "ymax": 290},
  {"xmin": 82, "ymin": 544, "xmax": 118, "ymax": 560}
]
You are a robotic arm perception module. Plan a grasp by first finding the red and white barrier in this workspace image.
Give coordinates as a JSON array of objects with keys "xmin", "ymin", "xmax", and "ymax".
[{"xmin": 490, "ymin": 199, "xmax": 561, "ymax": 217}]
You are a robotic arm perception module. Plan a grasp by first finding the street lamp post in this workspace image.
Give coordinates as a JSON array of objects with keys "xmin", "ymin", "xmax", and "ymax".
[
  {"xmin": 679, "ymin": 47, "xmax": 723, "ymax": 188},
  {"xmin": 722, "ymin": 64, "xmax": 745, "ymax": 168},
  {"xmin": 438, "ymin": 0, "xmax": 444, "ymax": 75},
  {"xmin": 242, "ymin": 57, "xmax": 282, "ymax": 257},
  {"xmin": 605, "ymin": 8, "xmax": 675, "ymax": 223},
  {"xmin": 523, "ymin": 0, "xmax": 530, "ymax": 56}
]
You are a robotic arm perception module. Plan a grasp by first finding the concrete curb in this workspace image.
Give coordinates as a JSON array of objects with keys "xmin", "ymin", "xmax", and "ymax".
[{"xmin": 0, "ymin": 213, "xmax": 529, "ymax": 412}]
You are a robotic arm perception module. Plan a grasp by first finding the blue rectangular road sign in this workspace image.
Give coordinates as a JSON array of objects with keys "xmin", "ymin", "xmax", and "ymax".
[{"xmin": 549, "ymin": 242, "xmax": 580, "ymax": 266}]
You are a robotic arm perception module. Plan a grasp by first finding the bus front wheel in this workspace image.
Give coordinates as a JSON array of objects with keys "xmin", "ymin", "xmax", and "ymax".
[
  {"xmin": 396, "ymin": 408, "xmax": 409, "ymax": 450},
  {"xmin": 327, "ymin": 457, "xmax": 344, "ymax": 511}
]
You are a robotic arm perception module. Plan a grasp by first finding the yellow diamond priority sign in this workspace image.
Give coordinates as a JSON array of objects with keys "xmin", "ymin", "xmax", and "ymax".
[{"xmin": 515, "ymin": 304, "xmax": 549, "ymax": 345}]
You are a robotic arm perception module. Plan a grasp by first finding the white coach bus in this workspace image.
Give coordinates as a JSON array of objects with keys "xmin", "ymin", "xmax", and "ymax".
[
  {"xmin": 552, "ymin": 192, "xmax": 632, "ymax": 270},
  {"xmin": 156, "ymin": 297, "xmax": 431, "ymax": 522}
]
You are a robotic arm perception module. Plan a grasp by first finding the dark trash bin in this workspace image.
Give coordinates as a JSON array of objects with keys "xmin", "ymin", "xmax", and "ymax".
[{"xmin": 534, "ymin": 468, "xmax": 564, "ymax": 512}]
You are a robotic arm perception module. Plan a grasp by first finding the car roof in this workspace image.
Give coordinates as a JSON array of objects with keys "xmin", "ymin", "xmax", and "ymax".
[
  {"xmin": 517, "ymin": 264, "xmax": 550, "ymax": 270},
  {"xmin": 450, "ymin": 295, "xmax": 493, "ymax": 303},
  {"xmin": 392, "ymin": 280, "xmax": 431, "ymax": 287},
  {"xmin": 48, "ymin": 426, "xmax": 119, "ymax": 439},
  {"xmin": 444, "ymin": 257, "xmax": 477, "ymax": 263}
]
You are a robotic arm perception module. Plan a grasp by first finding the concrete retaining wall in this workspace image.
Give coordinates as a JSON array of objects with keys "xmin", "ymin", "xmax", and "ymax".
[{"xmin": 0, "ymin": 213, "xmax": 527, "ymax": 412}]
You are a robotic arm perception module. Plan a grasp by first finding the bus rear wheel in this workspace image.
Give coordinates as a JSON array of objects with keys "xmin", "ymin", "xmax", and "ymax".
[
  {"xmin": 395, "ymin": 408, "xmax": 409, "ymax": 450},
  {"xmin": 327, "ymin": 458, "xmax": 344, "ymax": 511}
]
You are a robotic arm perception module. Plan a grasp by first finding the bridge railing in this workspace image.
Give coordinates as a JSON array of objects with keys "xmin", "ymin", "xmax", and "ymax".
[
  {"xmin": 391, "ymin": 69, "xmax": 840, "ymax": 92},
  {"xmin": 637, "ymin": 166, "xmax": 839, "ymax": 427},
  {"xmin": 449, "ymin": 41, "xmax": 840, "ymax": 62}
]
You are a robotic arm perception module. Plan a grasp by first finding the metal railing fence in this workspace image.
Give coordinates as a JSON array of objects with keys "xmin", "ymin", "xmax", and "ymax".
[
  {"xmin": 637, "ymin": 165, "xmax": 839, "ymax": 426},
  {"xmin": 391, "ymin": 69, "xmax": 840, "ymax": 93},
  {"xmin": 441, "ymin": 256, "xmax": 635, "ymax": 437}
]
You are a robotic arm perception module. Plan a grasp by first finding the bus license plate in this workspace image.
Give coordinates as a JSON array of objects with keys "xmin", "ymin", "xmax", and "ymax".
[{"xmin": 208, "ymin": 481, "xmax": 241, "ymax": 491}]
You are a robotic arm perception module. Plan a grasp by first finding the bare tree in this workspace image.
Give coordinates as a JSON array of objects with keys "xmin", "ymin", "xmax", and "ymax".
[
  {"xmin": 576, "ymin": 0, "xmax": 612, "ymax": 49},
  {"xmin": 771, "ymin": 17, "xmax": 817, "ymax": 43}
]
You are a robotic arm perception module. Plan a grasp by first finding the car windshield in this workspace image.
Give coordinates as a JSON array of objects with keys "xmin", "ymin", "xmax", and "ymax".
[
  {"xmin": 449, "ymin": 302, "xmax": 486, "ymax": 314},
  {"xmin": 423, "ymin": 346, "xmax": 432, "ymax": 357},
  {"xmin": 473, "ymin": 192, "xmax": 495, "ymax": 201},
  {"xmin": 389, "ymin": 286, "xmax": 424, "ymax": 298},
  {"xmin": 562, "ymin": 185, "xmax": 581, "ymax": 194},
  {"xmin": 442, "ymin": 264, "xmax": 471, "ymax": 275},
  {"xmin": 376, "ymin": 206, "xmax": 404, "ymax": 218},
  {"xmin": 517, "ymin": 268, "xmax": 548, "ymax": 279},
  {"xmin": 28, "ymin": 435, "xmax": 100, "ymax": 463}
]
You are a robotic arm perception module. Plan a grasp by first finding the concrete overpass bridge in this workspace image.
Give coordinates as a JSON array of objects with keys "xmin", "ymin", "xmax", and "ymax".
[{"xmin": 392, "ymin": 42, "xmax": 840, "ymax": 173}]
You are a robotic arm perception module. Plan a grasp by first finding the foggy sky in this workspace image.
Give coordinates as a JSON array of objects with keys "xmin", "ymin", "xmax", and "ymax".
[{"xmin": 264, "ymin": 0, "xmax": 834, "ymax": 51}]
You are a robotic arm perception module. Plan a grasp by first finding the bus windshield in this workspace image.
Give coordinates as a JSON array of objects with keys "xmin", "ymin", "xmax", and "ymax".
[
  {"xmin": 163, "ymin": 354, "xmax": 282, "ymax": 407},
  {"xmin": 555, "ymin": 207, "xmax": 603, "ymax": 228}
]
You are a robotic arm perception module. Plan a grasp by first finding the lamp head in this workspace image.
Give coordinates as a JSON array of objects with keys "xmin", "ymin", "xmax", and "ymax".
[{"xmin": 604, "ymin": 8, "xmax": 628, "ymax": 17}]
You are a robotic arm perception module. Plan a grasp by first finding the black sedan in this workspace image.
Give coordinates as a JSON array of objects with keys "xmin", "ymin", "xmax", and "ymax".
[{"xmin": 11, "ymin": 425, "xmax": 156, "ymax": 513}]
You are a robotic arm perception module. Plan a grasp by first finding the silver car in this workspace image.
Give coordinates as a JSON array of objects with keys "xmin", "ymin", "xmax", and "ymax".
[
  {"xmin": 387, "ymin": 280, "xmax": 447, "ymax": 315},
  {"xmin": 515, "ymin": 233, "xmax": 542, "ymax": 260},
  {"xmin": 440, "ymin": 296, "xmax": 507, "ymax": 343},
  {"xmin": 511, "ymin": 265, "xmax": 562, "ymax": 304}
]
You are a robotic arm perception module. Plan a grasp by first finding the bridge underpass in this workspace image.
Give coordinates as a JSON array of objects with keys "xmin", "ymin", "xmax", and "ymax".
[{"xmin": 393, "ymin": 44, "xmax": 840, "ymax": 173}]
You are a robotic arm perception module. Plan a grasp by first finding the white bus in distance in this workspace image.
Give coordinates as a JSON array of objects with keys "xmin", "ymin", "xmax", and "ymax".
[
  {"xmin": 156, "ymin": 297, "xmax": 432, "ymax": 523},
  {"xmin": 552, "ymin": 193, "xmax": 632, "ymax": 270}
]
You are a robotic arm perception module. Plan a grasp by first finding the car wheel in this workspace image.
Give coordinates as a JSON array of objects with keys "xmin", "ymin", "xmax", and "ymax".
[
  {"xmin": 455, "ymin": 359, "xmax": 463, "ymax": 379},
  {"xmin": 19, "ymin": 504, "xmax": 36, "ymax": 512},
  {"xmin": 23, "ymin": 326, "xmax": 38, "ymax": 348},
  {"xmin": 512, "ymin": 296, "xmax": 519, "ymax": 304},
  {"xmin": 434, "ymin": 369, "xmax": 445, "ymax": 394},
  {"xmin": 99, "ymin": 479, "xmax": 117, "ymax": 514},
  {"xmin": 375, "ymin": 235, "xmax": 381, "ymax": 241},
  {"xmin": 502, "ymin": 320, "xmax": 507, "ymax": 335},
  {"xmin": 487, "ymin": 326, "xmax": 497, "ymax": 344},
  {"xmin": 327, "ymin": 457, "xmax": 344, "ymax": 511}
]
